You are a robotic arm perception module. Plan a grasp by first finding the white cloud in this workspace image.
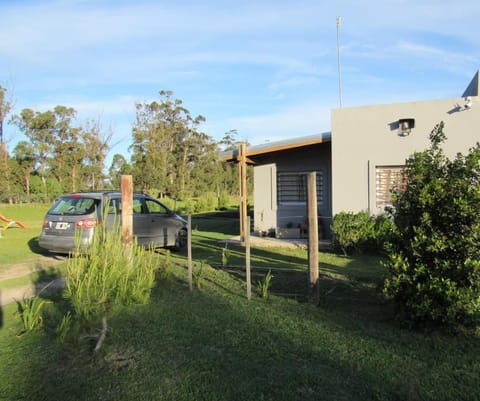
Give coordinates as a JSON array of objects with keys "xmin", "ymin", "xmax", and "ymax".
[
  {"xmin": 225, "ymin": 101, "xmax": 332, "ymax": 145},
  {"xmin": 2, "ymin": 0, "xmax": 480, "ymax": 158}
]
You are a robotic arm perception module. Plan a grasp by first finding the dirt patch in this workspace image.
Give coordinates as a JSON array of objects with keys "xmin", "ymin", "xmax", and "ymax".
[
  {"xmin": 0, "ymin": 254, "xmax": 67, "ymax": 281},
  {"xmin": 222, "ymin": 235, "xmax": 308, "ymax": 249},
  {"xmin": 221, "ymin": 235, "xmax": 332, "ymax": 250},
  {"xmin": 0, "ymin": 254, "xmax": 67, "ymax": 306}
]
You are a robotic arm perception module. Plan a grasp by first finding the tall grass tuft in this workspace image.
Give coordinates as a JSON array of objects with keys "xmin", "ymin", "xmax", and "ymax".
[
  {"xmin": 221, "ymin": 243, "xmax": 230, "ymax": 267},
  {"xmin": 62, "ymin": 216, "xmax": 160, "ymax": 351},
  {"xmin": 156, "ymin": 249, "xmax": 172, "ymax": 281},
  {"xmin": 15, "ymin": 295, "xmax": 51, "ymax": 336},
  {"xmin": 193, "ymin": 261, "xmax": 205, "ymax": 289},
  {"xmin": 257, "ymin": 270, "xmax": 274, "ymax": 299}
]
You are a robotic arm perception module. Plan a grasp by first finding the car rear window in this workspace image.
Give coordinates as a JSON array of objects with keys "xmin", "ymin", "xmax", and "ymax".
[{"xmin": 48, "ymin": 197, "xmax": 99, "ymax": 216}]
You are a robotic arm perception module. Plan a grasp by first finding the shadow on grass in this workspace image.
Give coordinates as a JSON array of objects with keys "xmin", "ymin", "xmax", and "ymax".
[
  {"xmin": 0, "ymin": 293, "xmax": 3, "ymax": 328},
  {"xmin": 27, "ymin": 236, "xmax": 51, "ymax": 256},
  {"xmin": 3, "ymin": 212, "xmax": 478, "ymax": 400},
  {"xmin": 2, "ymin": 264, "xmax": 479, "ymax": 401},
  {"xmin": 191, "ymin": 213, "xmax": 241, "ymax": 236},
  {"xmin": 33, "ymin": 267, "xmax": 66, "ymax": 302},
  {"xmin": 190, "ymin": 234, "xmax": 387, "ymax": 312}
]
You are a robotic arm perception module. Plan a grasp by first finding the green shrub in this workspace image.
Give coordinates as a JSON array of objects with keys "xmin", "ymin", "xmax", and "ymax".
[
  {"xmin": 217, "ymin": 190, "xmax": 231, "ymax": 210},
  {"xmin": 159, "ymin": 196, "xmax": 176, "ymax": 211},
  {"xmin": 383, "ymin": 122, "xmax": 480, "ymax": 331},
  {"xmin": 62, "ymin": 217, "xmax": 160, "ymax": 349},
  {"xmin": 182, "ymin": 199, "xmax": 196, "ymax": 215},
  {"xmin": 331, "ymin": 211, "xmax": 393, "ymax": 256},
  {"xmin": 194, "ymin": 193, "xmax": 217, "ymax": 213},
  {"xmin": 372, "ymin": 214, "xmax": 395, "ymax": 251}
]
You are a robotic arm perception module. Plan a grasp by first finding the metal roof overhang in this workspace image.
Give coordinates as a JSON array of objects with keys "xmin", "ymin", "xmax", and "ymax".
[{"xmin": 219, "ymin": 132, "xmax": 331, "ymax": 163}]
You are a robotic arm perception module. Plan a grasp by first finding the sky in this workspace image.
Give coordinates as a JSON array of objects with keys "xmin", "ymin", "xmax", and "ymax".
[{"xmin": 1, "ymin": 0, "xmax": 480, "ymax": 165}]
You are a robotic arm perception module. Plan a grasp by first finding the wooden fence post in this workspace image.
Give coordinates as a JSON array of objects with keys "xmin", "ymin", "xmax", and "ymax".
[
  {"xmin": 188, "ymin": 214, "xmax": 193, "ymax": 291},
  {"xmin": 239, "ymin": 143, "xmax": 248, "ymax": 246},
  {"xmin": 246, "ymin": 216, "xmax": 252, "ymax": 300},
  {"xmin": 121, "ymin": 175, "xmax": 133, "ymax": 248},
  {"xmin": 307, "ymin": 172, "xmax": 320, "ymax": 304}
]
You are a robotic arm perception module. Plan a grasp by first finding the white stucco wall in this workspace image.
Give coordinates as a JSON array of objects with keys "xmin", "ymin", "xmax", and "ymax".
[{"xmin": 331, "ymin": 96, "xmax": 480, "ymax": 215}]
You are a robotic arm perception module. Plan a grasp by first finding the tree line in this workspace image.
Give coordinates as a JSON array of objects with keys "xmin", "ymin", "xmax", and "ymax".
[{"xmin": 0, "ymin": 87, "xmax": 240, "ymax": 204}]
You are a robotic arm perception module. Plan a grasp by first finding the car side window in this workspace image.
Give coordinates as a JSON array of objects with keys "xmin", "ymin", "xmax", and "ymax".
[
  {"xmin": 133, "ymin": 198, "xmax": 144, "ymax": 214},
  {"xmin": 106, "ymin": 198, "xmax": 121, "ymax": 214},
  {"xmin": 144, "ymin": 199, "xmax": 168, "ymax": 214}
]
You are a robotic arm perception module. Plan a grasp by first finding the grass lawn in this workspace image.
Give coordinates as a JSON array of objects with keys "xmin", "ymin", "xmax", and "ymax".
[
  {"xmin": 0, "ymin": 211, "xmax": 479, "ymax": 401},
  {"xmin": 0, "ymin": 204, "xmax": 50, "ymax": 269}
]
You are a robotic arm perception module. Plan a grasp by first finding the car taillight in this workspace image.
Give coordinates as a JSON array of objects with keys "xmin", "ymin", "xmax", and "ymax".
[
  {"xmin": 75, "ymin": 218, "xmax": 98, "ymax": 229},
  {"xmin": 42, "ymin": 219, "xmax": 50, "ymax": 228}
]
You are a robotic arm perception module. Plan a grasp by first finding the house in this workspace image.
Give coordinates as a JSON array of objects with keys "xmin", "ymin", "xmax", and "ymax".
[
  {"xmin": 221, "ymin": 71, "xmax": 480, "ymax": 239},
  {"xmin": 332, "ymin": 71, "xmax": 480, "ymax": 216}
]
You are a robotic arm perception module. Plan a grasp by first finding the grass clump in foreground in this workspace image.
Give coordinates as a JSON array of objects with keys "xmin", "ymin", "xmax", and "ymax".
[
  {"xmin": 0, "ymin": 214, "xmax": 479, "ymax": 401},
  {"xmin": 61, "ymin": 219, "xmax": 160, "ymax": 352}
]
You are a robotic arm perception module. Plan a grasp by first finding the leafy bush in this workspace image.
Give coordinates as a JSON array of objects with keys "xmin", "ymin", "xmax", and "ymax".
[
  {"xmin": 217, "ymin": 190, "xmax": 231, "ymax": 210},
  {"xmin": 195, "ymin": 193, "xmax": 217, "ymax": 213},
  {"xmin": 383, "ymin": 122, "xmax": 480, "ymax": 331},
  {"xmin": 181, "ymin": 199, "xmax": 196, "ymax": 215},
  {"xmin": 331, "ymin": 211, "xmax": 393, "ymax": 255}
]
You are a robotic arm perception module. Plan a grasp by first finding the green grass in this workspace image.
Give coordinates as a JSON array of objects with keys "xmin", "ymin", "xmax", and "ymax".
[
  {"xmin": 0, "ymin": 266, "xmax": 66, "ymax": 292},
  {"xmin": 0, "ymin": 204, "xmax": 49, "ymax": 268},
  {"xmin": 0, "ymin": 212, "xmax": 479, "ymax": 401},
  {"xmin": 1, "ymin": 275, "xmax": 32, "ymax": 290}
]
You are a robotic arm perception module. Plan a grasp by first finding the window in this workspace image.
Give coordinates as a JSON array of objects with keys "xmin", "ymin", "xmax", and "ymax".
[
  {"xmin": 49, "ymin": 197, "xmax": 98, "ymax": 216},
  {"xmin": 376, "ymin": 166, "xmax": 406, "ymax": 207},
  {"xmin": 106, "ymin": 198, "xmax": 121, "ymax": 214},
  {"xmin": 133, "ymin": 198, "xmax": 144, "ymax": 214},
  {"xmin": 277, "ymin": 171, "xmax": 324, "ymax": 204},
  {"xmin": 144, "ymin": 199, "xmax": 168, "ymax": 214}
]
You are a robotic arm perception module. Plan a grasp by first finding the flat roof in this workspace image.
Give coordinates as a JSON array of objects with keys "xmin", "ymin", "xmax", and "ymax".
[{"xmin": 219, "ymin": 132, "xmax": 331, "ymax": 162}]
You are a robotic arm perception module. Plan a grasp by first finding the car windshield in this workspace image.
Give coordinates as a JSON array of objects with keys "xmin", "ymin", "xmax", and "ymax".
[{"xmin": 48, "ymin": 196, "xmax": 99, "ymax": 216}]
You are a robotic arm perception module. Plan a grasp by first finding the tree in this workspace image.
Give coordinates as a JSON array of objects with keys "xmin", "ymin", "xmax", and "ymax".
[
  {"xmin": 82, "ymin": 119, "xmax": 111, "ymax": 190},
  {"xmin": 0, "ymin": 86, "xmax": 13, "ymax": 202},
  {"xmin": 12, "ymin": 108, "xmax": 55, "ymax": 196},
  {"xmin": 383, "ymin": 122, "xmax": 480, "ymax": 331},
  {"xmin": 130, "ymin": 90, "xmax": 209, "ymax": 198},
  {"xmin": 0, "ymin": 86, "xmax": 11, "ymax": 145},
  {"xmin": 13, "ymin": 140, "xmax": 36, "ymax": 198},
  {"xmin": 12, "ymin": 106, "xmax": 111, "ymax": 195},
  {"xmin": 48, "ymin": 106, "xmax": 83, "ymax": 192},
  {"xmin": 219, "ymin": 129, "xmax": 240, "ymax": 152},
  {"xmin": 109, "ymin": 154, "xmax": 132, "ymax": 189}
]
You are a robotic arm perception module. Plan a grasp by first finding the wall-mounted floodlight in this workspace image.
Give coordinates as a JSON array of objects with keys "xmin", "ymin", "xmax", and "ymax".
[
  {"xmin": 398, "ymin": 118, "xmax": 415, "ymax": 136},
  {"xmin": 453, "ymin": 97, "xmax": 473, "ymax": 112}
]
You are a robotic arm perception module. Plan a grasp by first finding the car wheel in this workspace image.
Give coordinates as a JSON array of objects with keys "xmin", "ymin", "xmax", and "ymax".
[{"xmin": 172, "ymin": 228, "xmax": 187, "ymax": 251}]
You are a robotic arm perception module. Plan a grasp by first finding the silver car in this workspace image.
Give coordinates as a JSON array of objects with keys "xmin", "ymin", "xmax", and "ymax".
[{"xmin": 38, "ymin": 191, "xmax": 188, "ymax": 254}]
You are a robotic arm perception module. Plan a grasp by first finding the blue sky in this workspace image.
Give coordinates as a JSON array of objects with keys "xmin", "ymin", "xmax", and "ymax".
[{"xmin": 1, "ymin": 0, "xmax": 479, "ymax": 164}]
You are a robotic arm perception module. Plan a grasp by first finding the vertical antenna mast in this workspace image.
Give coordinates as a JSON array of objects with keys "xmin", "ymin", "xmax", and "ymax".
[{"xmin": 336, "ymin": 16, "xmax": 343, "ymax": 108}]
